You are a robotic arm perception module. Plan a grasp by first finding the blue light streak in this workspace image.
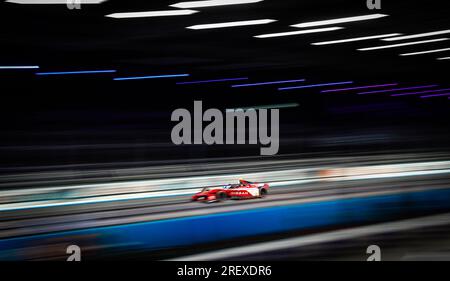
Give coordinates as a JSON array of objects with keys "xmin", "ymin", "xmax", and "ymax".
[
  {"xmin": 232, "ymin": 79, "xmax": 306, "ymax": 88},
  {"xmin": 114, "ymin": 74, "xmax": 190, "ymax": 81},
  {"xmin": 279, "ymin": 81, "xmax": 354, "ymax": 91}
]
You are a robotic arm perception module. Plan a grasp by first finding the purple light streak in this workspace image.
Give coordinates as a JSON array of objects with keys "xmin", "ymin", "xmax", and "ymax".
[
  {"xmin": 391, "ymin": 88, "xmax": 450, "ymax": 97},
  {"xmin": 232, "ymin": 79, "xmax": 306, "ymax": 88},
  {"xmin": 279, "ymin": 81, "xmax": 353, "ymax": 91},
  {"xmin": 420, "ymin": 93, "xmax": 450, "ymax": 98},
  {"xmin": 321, "ymin": 83, "xmax": 398, "ymax": 93},
  {"xmin": 357, "ymin": 85, "xmax": 438, "ymax": 95},
  {"xmin": 177, "ymin": 77, "xmax": 249, "ymax": 85}
]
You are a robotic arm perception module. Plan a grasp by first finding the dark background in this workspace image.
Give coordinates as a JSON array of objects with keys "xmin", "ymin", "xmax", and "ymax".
[{"xmin": 0, "ymin": 0, "xmax": 449, "ymax": 167}]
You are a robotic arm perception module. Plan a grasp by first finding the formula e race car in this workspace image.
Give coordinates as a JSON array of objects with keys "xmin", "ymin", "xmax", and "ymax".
[{"xmin": 192, "ymin": 179, "xmax": 269, "ymax": 203}]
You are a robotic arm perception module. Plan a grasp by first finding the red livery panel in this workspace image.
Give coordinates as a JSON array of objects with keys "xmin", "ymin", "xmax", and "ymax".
[{"xmin": 192, "ymin": 179, "xmax": 269, "ymax": 203}]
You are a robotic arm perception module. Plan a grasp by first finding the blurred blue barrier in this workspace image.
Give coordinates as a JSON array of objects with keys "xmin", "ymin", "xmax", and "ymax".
[{"xmin": 1, "ymin": 188, "xmax": 450, "ymax": 260}]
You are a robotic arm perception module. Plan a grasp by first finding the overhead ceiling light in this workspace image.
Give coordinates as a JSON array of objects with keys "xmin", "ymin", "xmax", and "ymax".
[
  {"xmin": 177, "ymin": 77, "xmax": 248, "ymax": 84},
  {"xmin": 0, "ymin": 65, "xmax": 39, "ymax": 69},
  {"xmin": 279, "ymin": 81, "xmax": 353, "ymax": 91},
  {"xmin": 400, "ymin": 48, "xmax": 450, "ymax": 56},
  {"xmin": 36, "ymin": 70, "xmax": 116, "ymax": 75},
  {"xmin": 312, "ymin": 33, "xmax": 402, "ymax": 46},
  {"xmin": 106, "ymin": 10, "xmax": 199, "ymax": 19},
  {"xmin": 232, "ymin": 79, "xmax": 305, "ymax": 87},
  {"xmin": 291, "ymin": 14, "xmax": 388, "ymax": 28},
  {"xmin": 382, "ymin": 30, "xmax": 450, "ymax": 41},
  {"xmin": 437, "ymin": 57, "xmax": 450, "ymax": 60},
  {"xmin": 6, "ymin": 0, "xmax": 106, "ymax": 3},
  {"xmin": 255, "ymin": 27, "xmax": 343, "ymax": 39},
  {"xmin": 114, "ymin": 74, "xmax": 190, "ymax": 81},
  {"xmin": 171, "ymin": 0, "xmax": 263, "ymax": 9},
  {"xmin": 187, "ymin": 19, "xmax": 276, "ymax": 30},
  {"xmin": 357, "ymin": 38, "xmax": 449, "ymax": 51}
]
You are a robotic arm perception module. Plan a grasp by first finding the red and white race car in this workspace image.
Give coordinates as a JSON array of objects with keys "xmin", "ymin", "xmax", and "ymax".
[{"xmin": 192, "ymin": 179, "xmax": 269, "ymax": 203}]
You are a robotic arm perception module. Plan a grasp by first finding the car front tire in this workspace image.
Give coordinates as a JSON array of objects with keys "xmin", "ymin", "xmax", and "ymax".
[{"xmin": 259, "ymin": 188, "xmax": 268, "ymax": 198}]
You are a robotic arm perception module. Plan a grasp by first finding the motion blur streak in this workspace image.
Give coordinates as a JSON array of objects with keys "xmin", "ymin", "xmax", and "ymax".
[
  {"xmin": 231, "ymin": 79, "xmax": 306, "ymax": 88},
  {"xmin": 106, "ymin": 10, "xmax": 199, "ymax": 19},
  {"xmin": 320, "ymin": 83, "xmax": 398, "ymax": 93},
  {"xmin": 357, "ymin": 38, "xmax": 450, "ymax": 51},
  {"xmin": 391, "ymin": 88, "xmax": 450, "ymax": 97},
  {"xmin": 1, "ymin": 0, "xmax": 449, "ymax": 262},
  {"xmin": 420, "ymin": 93, "xmax": 450, "ymax": 98},
  {"xmin": 187, "ymin": 19, "xmax": 276, "ymax": 30},
  {"xmin": 36, "ymin": 70, "xmax": 117, "ymax": 76},
  {"xmin": 2, "ymin": 152, "xmax": 450, "ymax": 260},
  {"xmin": 170, "ymin": 0, "xmax": 263, "ymax": 9},
  {"xmin": 279, "ymin": 81, "xmax": 353, "ymax": 91},
  {"xmin": 172, "ymin": 213, "xmax": 450, "ymax": 261},
  {"xmin": 254, "ymin": 27, "xmax": 343, "ymax": 38},
  {"xmin": 290, "ymin": 14, "xmax": 388, "ymax": 28},
  {"xmin": 226, "ymin": 103, "xmax": 299, "ymax": 111},
  {"xmin": 113, "ymin": 74, "xmax": 190, "ymax": 81},
  {"xmin": 400, "ymin": 48, "xmax": 450, "ymax": 56},
  {"xmin": 312, "ymin": 34, "xmax": 402, "ymax": 45},
  {"xmin": 357, "ymin": 85, "xmax": 438, "ymax": 95},
  {"xmin": 6, "ymin": 0, "xmax": 107, "ymax": 4},
  {"xmin": 0, "ymin": 66, "xmax": 39, "ymax": 69},
  {"xmin": 2, "ymin": 166, "xmax": 449, "ymax": 215},
  {"xmin": 176, "ymin": 77, "xmax": 248, "ymax": 84},
  {"xmin": 382, "ymin": 30, "xmax": 450, "ymax": 41}
]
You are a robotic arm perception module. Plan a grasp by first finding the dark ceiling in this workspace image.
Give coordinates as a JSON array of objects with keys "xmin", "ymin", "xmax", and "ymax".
[
  {"xmin": 0, "ymin": 0, "xmax": 449, "ymax": 165},
  {"xmin": 0, "ymin": 0, "xmax": 449, "ymax": 80}
]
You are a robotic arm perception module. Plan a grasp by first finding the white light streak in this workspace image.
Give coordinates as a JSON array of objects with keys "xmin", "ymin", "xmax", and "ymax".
[
  {"xmin": 6, "ymin": 0, "xmax": 106, "ymax": 3},
  {"xmin": 171, "ymin": 0, "xmax": 263, "ymax": 9},
  {"xmin": 312, "ymin": 33, "xmax": 402, "ymax": 45},
  {"xmin": 255, "ymin": 27, "xmax": 343, "ymax": 39},
  {"xmin": 357, "ymin": 38, "xmax": 449, "ymax": 51},
  {"xmin": 187, "ymin": 19, "xmax": 276, "ymax": 30},
  {"xmin": 383, "ymin": 30, "xmax": 450, "ymax": 41},
  {"xmin": 400, "ymin": 48, "xmax": 450, "ymax": 57},
  {"xmin": 106, "ymin": 10, "xmax": 199, "ymax": 19},
  {"xmin": 291, "ymin": 14, "xmax": 388, "ymax": 28}
]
